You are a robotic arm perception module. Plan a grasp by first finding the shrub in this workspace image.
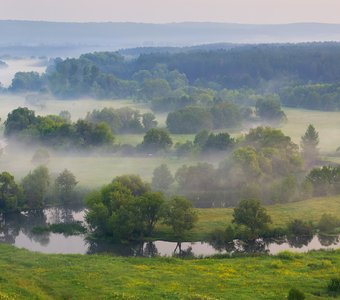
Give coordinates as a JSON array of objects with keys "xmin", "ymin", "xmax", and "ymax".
[
  {"xmin": 327, "ymin": 277, "xmax": 340, "ymax": 295},
  {"xmin": 287, "ymin": 219, "xmax": 314, "ymax": 236},
  {"xmin": 287, "ymin": 288, "xmax": 305, "ymax": 300}
]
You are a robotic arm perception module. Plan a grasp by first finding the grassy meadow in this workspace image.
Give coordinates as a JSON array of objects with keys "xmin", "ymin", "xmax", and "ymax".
[
  {"xmin": 0, "ymin": 243, "xmax": 338, "ymax": 299},
  {"xmin": 155, "ymin": 196, "xmax": 340, "ymax": 240},
  {"xmin": 282, "ymin": 107, "xmax": 340, "ymax": 155},
  {"xmin": 1, "ymin": 96, "xmax": 340, "ymax": 189}
]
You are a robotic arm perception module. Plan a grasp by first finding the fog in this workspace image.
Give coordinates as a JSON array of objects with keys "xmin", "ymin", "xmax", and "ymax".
[{"xmin": 0, "ymin": 58, "xmax": 47, "ymax": 87}]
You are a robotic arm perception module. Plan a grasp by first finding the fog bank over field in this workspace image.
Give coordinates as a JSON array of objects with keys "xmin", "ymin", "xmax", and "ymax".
[{"xmin": 0, "ymin": 58, "xmax": 46, "ymax": 87}]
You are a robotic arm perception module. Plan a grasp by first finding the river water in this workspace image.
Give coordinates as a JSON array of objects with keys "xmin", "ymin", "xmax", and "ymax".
[{"xmin": 1, "ymin": 208, "xmax": 339, "ymax": 257}]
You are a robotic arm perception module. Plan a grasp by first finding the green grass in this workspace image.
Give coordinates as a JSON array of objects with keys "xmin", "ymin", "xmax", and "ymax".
[
  {"xmin": 0, "ymin": 243, "xmax": 338, "ymax": 299},
  {"xmin": 155, "ymin": 196, "xmax": 340, "ymax": 241},
  {"xmin": 282, "ymin": 107, "xmax": 340, "ymax": 155}
]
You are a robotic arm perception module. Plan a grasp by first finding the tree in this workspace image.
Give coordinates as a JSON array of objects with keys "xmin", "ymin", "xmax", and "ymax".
[
  {"xmin": 134, "ymin": 192, "xmax": 165, "ymax": 236},
  {"xmin": 59, "ymin": 111, "xmax": 72, "ymax": 123},
  {"xmin": 0, "ymin": 172, "xmax": 22, "ymax": 213},
  {"xmin": 152, "ymin": 164, "xmax": 174, "ymax": 192},
  {"xmin": 142, "ymin": 112, "xmax": 158, "ymax": 131},
  {"xmin": 141, "ymin": 128, "xmax": 173, "ymax": 153},
  {"xmin": 113, "ymin": 175, "xmax": 150, "ymax": 197},
  {"xmin": 232, "ymin": 199, "xmax": 272, "ymax": 239},
  {"xmin": 86, "ymin": 175, "xmax": 163, "ymax": 241},
  {"xmin": 301, "ymin": 124, "xmax": 319, "ymax": 168},
  {"xmin": 255, "ymin": 96, "xmax": 286, "ymax": 125},
  {"xmin": 55, "ymin": 169, "xmax": 78, "ymax": 204},
  {"xmin": 166, "ymin": 106, "xmax": 213, "ymax": 134},
  {"xmin": 163, "ymin": 196, "xmax": 197, "ymax": 239},
  {"xmin": 4, "ymin": 107, "xmax": 36, "ymax": 136},
  {"xmin": 203, "ymin": 132, "xmax": 234, "ymax": 152},
  {"xmin": 21, "ymin": 166, "xmax": 50, "ymax": 210},
  {"xmin": 31, "ymin": 148, "xmax": 50, "ymax": 166}
]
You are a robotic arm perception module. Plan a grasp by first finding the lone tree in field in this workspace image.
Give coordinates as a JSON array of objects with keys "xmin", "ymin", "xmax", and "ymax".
[
  {"xmin": 301, "ymin": 124, "xmax": 319, "ymax": 168},
  {"xmin": 232, "ymin": 199, "xmax": 272, "ymax": 239}
]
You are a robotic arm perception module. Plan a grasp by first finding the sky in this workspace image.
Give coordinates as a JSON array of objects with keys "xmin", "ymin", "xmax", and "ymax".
[{"xmin": 1, "ymin": 0, "xmax": 340, "ymax": 24}]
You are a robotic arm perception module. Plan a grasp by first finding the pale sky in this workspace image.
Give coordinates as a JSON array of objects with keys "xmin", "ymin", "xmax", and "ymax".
[{"xmin": 1, "ymin": 0, "xmax": 340, "ymax": 24}]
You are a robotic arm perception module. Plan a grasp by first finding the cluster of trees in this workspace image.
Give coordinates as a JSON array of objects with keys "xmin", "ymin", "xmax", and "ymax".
[
  {"xmin": 4, "ymin": 107, "xmax": 114, "ymax": 149},
  {"xmin": 8, "ymin": 43, "xmax": 340, "ymax": 114},
  {"xmin": 166, "ymin": 127, "xmax": 305, "ymax": 207},
  {"xmin": 85, "ymin": 175, "xmax": 197, "ymax": 241},
  {"xmin": 9, "ymin": 72, "xmax": 46, "ymax": 93},
  {"xmin": 212, "ymin": 199, "xmax": 339, "ymax": 251},
  {"xmin": 85, "ymin": 107, "xmax": 157, "ymax": 134},
  {"xmin": 280, "ymin": 83, "xmax": 340, "ymax": 111},
  {"xmin": 166, "ymin": 101, "xmax": 243, "ymax": 134},
  {"xmin": 0, "ymin": 167, "xmax": 79, "ymax": 214}
]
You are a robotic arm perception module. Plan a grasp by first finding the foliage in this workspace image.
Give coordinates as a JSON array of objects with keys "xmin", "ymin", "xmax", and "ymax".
[
  {"xmin": 0, "ymin": 172, "xmax": 22, "ymax": 213},
  {"xmin": 55, "ymin": 169, "xmax": 78, "ymax": 204},
  {"xmin": 140, "ymin": 128, "xmax": 173, "ymax": 153},
  {"xmin": 21, "ymin": 166, "xmax": 50, "ymax": 210},
  {"xmin": 85, "ymin": 175, "xmax": 166, "ymax": 241},
  {"xmin": 255, "ymin": 96, "xmax": 287, "ymax": 125},
  {"xmin": 318, "ymin": 214, "xmax": 340, "ymax": 233},
  {"xmin": 232, "ymin": 199, "xmax": 272, "ymax": 238},
  {"xmin": 163, "ymin": 196, "xmax": 198, "ymax": 239},
  {"xmin": 327, "ymin": 277, "xmax": 340, "ymax": 295},
  {"xmin": 9, "ymin": 72, "xmax": 45, "ymax": 92},
  {"xmin": 151, "ymin": 164, "xmax": 174, "ymax": 192},
  {"xmin": 287, "ymin": 219, "xmax": 314, "ymax": 237},
  {"xmin": 300, "ymin": 124, "xmax": 319, "ymax": 168},
  {"xmin": 307, "ymin": 166, "xmax": 340, "ymax": 196},
  {"xmin": 4, "ymin": 107, "xmax": 114, "ymax": 149},
  {"xmin": 166, "ymin": 106, "xmax": 213, "ymax": 134},
  {"xmin": 85, "ymin": 107, "xmax": 157, "ymax": 134},
  {"xmin": 280, "ymin": 83, "xmax": 340, "ymax": 111},
  {"xmin": 287, "ymin": 288, "xmax": 305, "ymax": 300},
  {"xmin": 32, "ymin": 222, "xmax": 87, "ymax": 236}
]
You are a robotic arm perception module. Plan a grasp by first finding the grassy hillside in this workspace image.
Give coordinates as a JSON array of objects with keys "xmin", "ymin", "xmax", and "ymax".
[{"xmin": 0, "ymin": 244, "xmax": 338, "ymax": 299}]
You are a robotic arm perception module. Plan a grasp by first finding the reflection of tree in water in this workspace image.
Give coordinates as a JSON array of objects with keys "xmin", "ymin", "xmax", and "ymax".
[
  {"xmin": 209, "ymin": 239, "xmax": 269, "ymax": 255},
  {"xmin": 143, "ymin": 242, "xmax": 159, "ymax": 257},
  {"xmin": 318, "ymin": 234, "xmax": 340, "ymax": 247},
  {"xmin": 86, "ymin": 239, "xmax": 141, "ymax": 256},
  {"xmin": 47, "ymin": 207, "xmax": 76, "ymax": 224},
  {"xmin": 0, "ymin": 213, "xmax": 23, "ymax": 244},
  {"xmin": 286, "ymin": 234, "xmax": 313, "ymax": 248},
  {"xmin": 0, "ymin": 210, "xmax": 50, "ymax": 246},
  {"xmin": 173, "ymin": 242, "xmax": 194, "ymax": 257}
]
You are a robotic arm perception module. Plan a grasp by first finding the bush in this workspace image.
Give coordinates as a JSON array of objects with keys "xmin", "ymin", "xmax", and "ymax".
[
  {"xmin": 287, "ymin": 219, "xmax": 314, "ymax": 236},
  {"xmin": 318, "ymin": 214, "xmax": 340, "ymax": 233},
  {"xmin": 327, "ymin": 277, "xmax": 340, "ymax": 295},
  {"xmin": 287, "ymin": 288, "xmax": 305, "ymax": 300}
]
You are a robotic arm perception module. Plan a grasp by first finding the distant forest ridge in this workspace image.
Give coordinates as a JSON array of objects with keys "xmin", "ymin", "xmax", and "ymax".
[{"xmin": 2, "ymin": 20, "xmax": 340, "ymax": 57}]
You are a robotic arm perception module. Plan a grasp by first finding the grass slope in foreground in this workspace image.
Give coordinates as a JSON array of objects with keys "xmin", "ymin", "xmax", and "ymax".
[{"xmin": 0, "ymin": 244, "xmax": 338, "ymax": 299}]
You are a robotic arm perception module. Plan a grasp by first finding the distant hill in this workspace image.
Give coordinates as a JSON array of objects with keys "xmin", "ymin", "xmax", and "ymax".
[{"xmin": 1, "ymin": 21, "xmax": 340, "ymax": 57}]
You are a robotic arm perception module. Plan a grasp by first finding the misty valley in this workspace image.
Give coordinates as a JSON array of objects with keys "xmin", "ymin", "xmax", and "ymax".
[{"xmin": 1, "ymin": 41, "xmax": 340, "ymax": 299}]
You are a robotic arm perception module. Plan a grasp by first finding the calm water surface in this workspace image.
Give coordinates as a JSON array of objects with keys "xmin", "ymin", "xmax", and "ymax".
[{"xmin": 1, "ymin": 208, "xmax": 339, "ymax": 256}]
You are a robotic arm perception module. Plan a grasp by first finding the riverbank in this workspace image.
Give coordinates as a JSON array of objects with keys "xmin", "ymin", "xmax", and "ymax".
[
  {"xmin": 0, "ymin": 244, "xmax": 338, "ymax": 299},
  {"xmin": 155, "ymin": 196, "xmax": 340, "ymax": 241}
]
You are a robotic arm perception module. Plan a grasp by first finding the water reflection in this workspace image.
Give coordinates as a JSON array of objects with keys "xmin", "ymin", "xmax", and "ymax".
[{"xmin": 1, "ymin": 208, "xmax": 340, "ymax": 257}]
